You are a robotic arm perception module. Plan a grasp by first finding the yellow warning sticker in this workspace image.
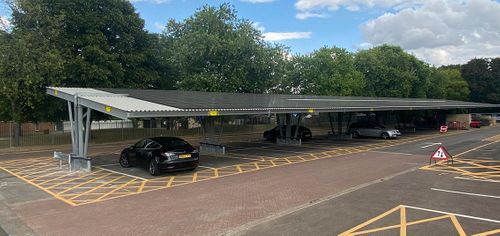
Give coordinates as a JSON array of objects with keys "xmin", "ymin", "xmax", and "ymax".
[
  {"xmin": 54, "ymin": 90, "xmax": 58, "ymax": 96},
  {"xmin": 105, "ymin": 106, "xmax": 112, "ymax": 112},
  {"xmin": 307, "ymin": 108, "xmax": 315, "ymax": 113},
  {"xmin": 208, "ymin": 110, "xmax": 219, "ymax": 116}
]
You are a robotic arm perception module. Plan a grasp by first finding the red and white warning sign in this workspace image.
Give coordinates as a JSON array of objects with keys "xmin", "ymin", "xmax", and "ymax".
[
  {"xmin": 440, "ymin": 125, "xmax": 448, "ymax": 133},
  {"xmin": 431, "ymin": 145, "xmax": 451, "ymax": 160}
]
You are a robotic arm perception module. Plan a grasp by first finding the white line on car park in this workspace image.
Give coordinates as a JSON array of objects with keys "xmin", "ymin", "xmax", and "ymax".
[
  {"xmin": 369, "ymin": 151, "xmax": 414, "ymax": 156},
  {"xmin": 420, "ymin": 142, "xmax": 442, "ymax": 148},
  {"xmin": 98, "ymin": 163, "xmax": 120, "ymax": 167},
  {"xmin": 198, "ymin": 165, "xmax": 216, "ymax": 170},
  {"xmin": 94, "ymin": 166, "xmax": 148, "ymax": 181},
  {"xmin": 402, "ymin": 205, "xmax": 500, "ymax": 224},
  {"xmin": 430, "ymin": 188, "xmax": 500, "ymax": 199},
  {"xmin": 454, "ymin": 176, "xmax": 500, "ymax": 183}
]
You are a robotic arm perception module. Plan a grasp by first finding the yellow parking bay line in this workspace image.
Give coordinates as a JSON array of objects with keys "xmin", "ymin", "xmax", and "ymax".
[
  {"xmin": 0, "ymin": 130, "xmax": 468, "ymax": 206},
  {"xmin": 339, "ymin": 205, "xmax": 470, "ymax": 236}
]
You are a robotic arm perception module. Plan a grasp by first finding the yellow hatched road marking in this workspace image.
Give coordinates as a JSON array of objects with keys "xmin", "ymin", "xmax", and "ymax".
[
  {"xmin": 56, "ymin": 173, "xmax": 113, "ymax": 194},
  {"xmin": 29, "ymin": 169, "xmax": 64, "ymax": 181},
  {"xmin": 0, "ymin": 166, "xmax": 77, "ymax": 206},
  {"xmin": 340, "ymin": 205, "xmax": 471, "ymax": 236},
  {"xmin": 192, "ymin": 172, "xmax": 198, "ymax": 182},
  {"xmin": 0, "ymin": 129, "xmax": 481, "ymax": 206},
  {"xmin": 472, "ymin": 229, "xmax": 500, "ymax": 236},
  {"xmin": 95, "ymin": 179, "xmax": 138, "ymax": 201},
  {"xmin": 37, "ymin": 171, "xmax": 78, "ymax": 185},
  {"xmin": 400, "ymin": 206, "xmax": 406, "ymax": 236},
  {"xmin": 254, "ymin": 162, "xmax": 260, "ymax": 170},
  {"xmin": 339, "ymin": 205, "xmax": 402, "ymax": 236},
  {"xmin": 68, "ymin": 176, "xmax": 125, "ymax": 200},
  {"xmin": 46, "ymin": 170, "xmax": 105, "ymax": 189},
  {"xmin": 137, "ymin": 181, "xmax": 147, "ymax": 192},
  {"xmin": 165, "ymin": 176, "xmax": 175, "ymax": 188},
  {"xmin": 450, "ymin": 215, "xmax": 467, "ymax": 236}
]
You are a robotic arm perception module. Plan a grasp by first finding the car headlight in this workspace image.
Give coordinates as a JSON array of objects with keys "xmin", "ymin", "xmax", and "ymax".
[{"xmin": 192, "ymin": 149, "xmax": 199, "ymax": 154}]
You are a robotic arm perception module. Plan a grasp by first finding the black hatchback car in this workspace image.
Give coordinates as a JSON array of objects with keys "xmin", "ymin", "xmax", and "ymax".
[
  {"xmin": 263, "ymin": 125, "xmax": 312, "ymax": 141},
  {"xmin": 119, "ymin": 137, "xmax": 199, "ymax": 176}
]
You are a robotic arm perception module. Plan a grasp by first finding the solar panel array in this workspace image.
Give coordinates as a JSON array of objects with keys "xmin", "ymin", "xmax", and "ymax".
[{"xmin": 100, "ymin": 88, "xmax": 495, "ymax": 111}]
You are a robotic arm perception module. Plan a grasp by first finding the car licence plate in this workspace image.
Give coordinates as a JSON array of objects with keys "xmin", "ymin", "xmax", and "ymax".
[{"xmin": 179, "ymin": 154, "xmax": 191, "ymax": 159}]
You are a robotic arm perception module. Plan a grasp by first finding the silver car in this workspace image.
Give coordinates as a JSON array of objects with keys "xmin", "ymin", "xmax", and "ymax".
[{"xmin": 348, "ymin": 121, "xmax": 401, "ymax": 139}]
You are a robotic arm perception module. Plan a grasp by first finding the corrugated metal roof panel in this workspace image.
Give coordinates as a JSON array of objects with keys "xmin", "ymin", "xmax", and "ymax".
[
  {"xmin": 81, "ymin": 95, "xmax": 181, "ymax": 112},
  {"xmin": 47, "ymin": 87, "xmax": 499, "ymax": 118},
  {"xmin": 51, "ymin": 87, "xmax": 113, "ymax": 96},
  {"xmin": 100, "ymin": 88, "xmax": 495, "ymax": 110}
]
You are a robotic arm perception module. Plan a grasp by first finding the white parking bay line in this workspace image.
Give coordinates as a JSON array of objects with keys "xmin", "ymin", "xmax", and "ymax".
[
  {"xmin": 402, "ymin": 205, "xmax": 500, "ymax": 224},
  {"xmin": 98, "ymin": 163, "xmax": 120, "ymax": 167},
  {"xmin": 455, "ymin": 176, "xmax": 500, "ymax": 183},
  {"xmin": 94, "ymin": 166, "xmax": 148, "ymax": 181},
  {"xmin": 198, "ymin": 165, "xmax": 216, "ymax": 170},
  {"xmin": 430, "ymin": 188, "xmax": 500, "ymax": 199}
]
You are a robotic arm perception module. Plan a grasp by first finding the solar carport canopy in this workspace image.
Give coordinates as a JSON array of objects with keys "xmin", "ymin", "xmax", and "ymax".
[{"xmin": 47, "ymin": 87, "xmax": 498, "ymax": 119}]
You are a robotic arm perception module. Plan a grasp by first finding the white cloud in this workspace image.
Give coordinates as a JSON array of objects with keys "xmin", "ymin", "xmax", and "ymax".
[
  {"xmin": 262, "ymin": 32, "xmax": 312, "ymax": 41},
  {"xmin": 0, "ymin": 16, "xmax": 10, "ymax": 31},
  {"xmin": 360, "ymin": 0, "xmax": 500, "ymax": 65},
  {"xmin": 252, "ymin": 22, "xmax": 265, "ymax": 32},
  {"xmin": 154, "ymin": 22, "xmax": 166, "ymax": 31},
  {"xmin": 296, "ymin": 12, "xmax": 328, "ymax": 20},
  {"xmin": 241, "ymin": 0, "xmax": 275, "ymax": 3},
  {"xmin": 295, "ymin": 0, "xmax": 422, "ymax": 12}
]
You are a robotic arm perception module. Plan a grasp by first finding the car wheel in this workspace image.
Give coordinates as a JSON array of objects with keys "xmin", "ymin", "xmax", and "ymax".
[
  {"xmin": 119, "ymin": 153, "xmax": 131, "ymax": 168},
  {"xmin": 381, "ymin": 132, "xmax": 389, "ymax": 140},
  {"xmin": 148, "ymin": 158, "xmax": 160, "ymax": 176},
  {"xmin": 352, "ymin": 131, "xmax": 360, "ymax": 138}
]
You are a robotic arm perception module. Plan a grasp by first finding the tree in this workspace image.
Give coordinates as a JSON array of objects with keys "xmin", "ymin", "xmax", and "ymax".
[
  {"xmin": 10, "ymin": 0, "xmax": 161, "ymax": 89},
  {"xmin": 283, "ymin": 47, "xmax": 365, "ymax": 96},
  {"xmin": 3, "ymin": 0, "xmax": 161, "ymax": 119},
  {"xmin": 0, "ymin": 23, "xmax": 64, "ymax": 144},
  {"xmin": 461, "ymin": 58, "xmax": 500, "ymax": 104},
  {"xmin": 161, "ymin": 3, "xmax": 287, "ymax": 93},
  {"xmin": 427, "ymin": 67, "xmax": 470, "ymax": 101},
  {"xmin": 354, "ymin": 45, "xmax": 430, "ymax": 98},
  {"xmin": 441, "ymin": 68, "xmax": 470, "ymax": 101}
]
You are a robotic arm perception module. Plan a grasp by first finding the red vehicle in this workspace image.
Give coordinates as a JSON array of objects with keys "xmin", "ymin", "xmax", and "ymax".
[{"xmin": 470, "ymin": 120, "xmax": 481, "ymax": 128}]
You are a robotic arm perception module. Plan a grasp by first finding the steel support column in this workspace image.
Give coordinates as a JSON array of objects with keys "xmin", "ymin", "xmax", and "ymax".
[
  {"xmin": 65, "ymin": 95, "xmax": 92, "ymax": 171},
  {"xmin": 67, "ymin": 101, "xmax": 76, "ymax": 154}
]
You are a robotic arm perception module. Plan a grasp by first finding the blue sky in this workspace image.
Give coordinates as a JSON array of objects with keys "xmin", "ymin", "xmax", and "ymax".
[
  {"xmin": 131, "ymin": 0, "xmax": 379, "ymax": 55},
  {"xmin": 2, "ymin": 0, "xmax": 499, "ymax": 65}
]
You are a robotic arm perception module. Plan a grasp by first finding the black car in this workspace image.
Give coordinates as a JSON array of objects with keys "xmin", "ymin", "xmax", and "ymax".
[
  {"xmin": 263, "ymin": 125, "xmax": 312, "ymax": 141},
  {"xmin": 119, "ymin": 137, "xmax": 199, "ymax": 176}
]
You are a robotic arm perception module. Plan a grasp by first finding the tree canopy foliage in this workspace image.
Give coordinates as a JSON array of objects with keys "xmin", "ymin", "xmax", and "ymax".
[
  {"xmin": 283, "ymin": 47, "xmax": 365, "ymax": 96},
  {"xmin": 461, "ymin": 58, "xmax": 500, "ymax": 104},
  {"xmin": 1, "ymin": 0, "xmax": 161, "ymax": 123},
  {"xmin": 354, "ymin": 45, "xmax": 431, "ymax": 98},
  {"xmin": 161, "ymin": 4, "xmax": 287, "ymax": 93},
  {"xmin": 0, "ymin": 1, "xmax": 498, "ymax": 124}
]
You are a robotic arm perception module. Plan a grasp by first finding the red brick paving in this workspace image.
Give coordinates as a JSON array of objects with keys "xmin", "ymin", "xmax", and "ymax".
[{"xmin": 13, "ymin": 151, "xmax": 425, "ymax": 236}]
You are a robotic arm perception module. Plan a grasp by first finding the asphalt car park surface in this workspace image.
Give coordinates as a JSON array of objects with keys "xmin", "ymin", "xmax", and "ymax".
[
  {"xmin": 0, "ymin": 127, "xmax": 498, "ymax": 235},
  {"xmin": 234, "ymin": 127, "xmax": 500, "ymax": 236}
]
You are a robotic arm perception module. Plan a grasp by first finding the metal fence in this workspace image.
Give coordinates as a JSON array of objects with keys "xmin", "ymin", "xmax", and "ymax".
[
  {"xmin": 1, "ymin": 113, "xmax": 414, "ymax": 149},
  {"xmin": 0, "ymin": 115, "xmax": 347, "ymax": 149}
]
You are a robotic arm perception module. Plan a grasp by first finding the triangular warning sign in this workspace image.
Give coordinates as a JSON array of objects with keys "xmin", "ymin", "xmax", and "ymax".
[{"xmin": 431, "ymin": 145, "xmax": 451, "ymax": 160}]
